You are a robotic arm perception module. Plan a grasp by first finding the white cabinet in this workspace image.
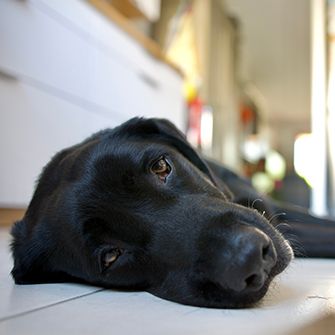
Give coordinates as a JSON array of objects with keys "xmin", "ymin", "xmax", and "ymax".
[{"xmin": 0, "ymin": 0, "xmax": 184, "ymax": 206}]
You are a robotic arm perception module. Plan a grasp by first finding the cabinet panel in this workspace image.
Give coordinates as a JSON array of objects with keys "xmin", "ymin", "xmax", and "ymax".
[{"xmin": 0, "ymin": 0, "xmax": 184, "ymax": 128}]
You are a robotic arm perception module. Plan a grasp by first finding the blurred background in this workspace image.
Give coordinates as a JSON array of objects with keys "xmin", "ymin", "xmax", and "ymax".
[{"xmin": 0, "ymin": 0, "xmax": 334, "ymax": 219}]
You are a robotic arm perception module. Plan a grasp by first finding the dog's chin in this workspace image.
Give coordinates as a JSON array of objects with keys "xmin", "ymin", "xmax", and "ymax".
[
  {"xmin": 148, "ymin": 243, "xmax": 293, "ymax": 309},
  {"xmin": 150, "ymin": 277, "xmax": 273, "ymax": 309}
]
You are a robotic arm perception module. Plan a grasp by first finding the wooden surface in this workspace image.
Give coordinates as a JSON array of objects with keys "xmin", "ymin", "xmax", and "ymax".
[
  {"xmin": 88, "ymin": 0, "xmax": 183, "ymax": 77},
  {"xmin": 0, "ymin": 209, "xmax": 25, "ymax": 227},
  {"xmin": 108, "ymin": 0, "xmax": 146, "ymax": 19}
]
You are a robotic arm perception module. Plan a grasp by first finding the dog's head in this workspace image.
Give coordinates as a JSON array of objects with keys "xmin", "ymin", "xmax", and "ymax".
[{"xmin": 11, "ymin": 118, "xmax": 292, "ymax": 308}]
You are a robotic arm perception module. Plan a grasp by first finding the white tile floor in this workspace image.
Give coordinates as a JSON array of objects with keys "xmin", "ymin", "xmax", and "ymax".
[{"xmin": 0, "ymin": 227, "xmax": 334, "ymax": 335}]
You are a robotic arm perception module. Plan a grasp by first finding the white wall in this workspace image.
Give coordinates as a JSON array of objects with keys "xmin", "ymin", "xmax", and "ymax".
[{"xmin": 0, "ymin": 0, "xmax": 184, "ymax": 207}]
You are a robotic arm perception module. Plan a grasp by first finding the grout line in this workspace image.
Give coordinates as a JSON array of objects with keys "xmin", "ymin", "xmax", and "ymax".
[{"xmin": 0, "ymin": 288, "xmax": 105, "ymax": 323}]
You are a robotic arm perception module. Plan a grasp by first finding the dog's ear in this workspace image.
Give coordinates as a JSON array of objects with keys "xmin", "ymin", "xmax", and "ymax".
[
  {"xmin": 11, "ymin": 219, "xmax": 49, "ymax": 284},
  {"xmin": 11, "ymin": 219, "xmax": 71, "ymax": 284},
  {"xmin": 124, "ymin": 118, "xmax": 233, "ymax": 199}
]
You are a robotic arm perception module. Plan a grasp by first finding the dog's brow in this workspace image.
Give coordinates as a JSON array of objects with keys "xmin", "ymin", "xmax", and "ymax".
[{"xmin": 138, "ymin": 145, "xmax": 172, "ymax": 164}]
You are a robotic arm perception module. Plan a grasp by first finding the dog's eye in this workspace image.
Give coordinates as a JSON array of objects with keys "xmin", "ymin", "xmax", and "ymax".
[
  {"xmin": 150, "ymin": 157, "xmax": 171, "ymax": 181},
  {"xmin": 101, "ymin": 248, "xmax": 122, "ymax": 270}
]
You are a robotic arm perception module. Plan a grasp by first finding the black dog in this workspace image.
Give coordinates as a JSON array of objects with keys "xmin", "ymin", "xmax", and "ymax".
[{"xmin": 10, "ymin": 118, "xmax": 335, "ymax": 308}]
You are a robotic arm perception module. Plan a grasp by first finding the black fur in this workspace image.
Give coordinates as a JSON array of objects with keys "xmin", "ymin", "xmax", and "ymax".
[{"xmin": 10, "ymin": 117, "xmax": 335, "ymax": 308}]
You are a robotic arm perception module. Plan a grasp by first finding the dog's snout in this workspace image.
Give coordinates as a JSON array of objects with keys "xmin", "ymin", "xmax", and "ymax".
[{"xmin": 216, "ymin": 226, "xmax": 277, "ymax": 293}]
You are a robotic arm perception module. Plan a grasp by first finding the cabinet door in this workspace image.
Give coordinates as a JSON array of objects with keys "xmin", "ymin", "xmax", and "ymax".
[{"xmin": 0, "ymin": 0, "xmax": 184, "ymax": 128}]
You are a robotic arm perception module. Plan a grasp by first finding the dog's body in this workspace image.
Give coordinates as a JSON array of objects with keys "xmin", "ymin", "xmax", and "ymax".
[{"xmin": 10, "ymin": 118, "xmax": 335, "ymax": 308}]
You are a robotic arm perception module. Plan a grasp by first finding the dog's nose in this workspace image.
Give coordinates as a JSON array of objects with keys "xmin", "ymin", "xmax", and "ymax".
[{"xmin": 219, "ymin": 227, "xmax": 277, "ymax": 292}]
